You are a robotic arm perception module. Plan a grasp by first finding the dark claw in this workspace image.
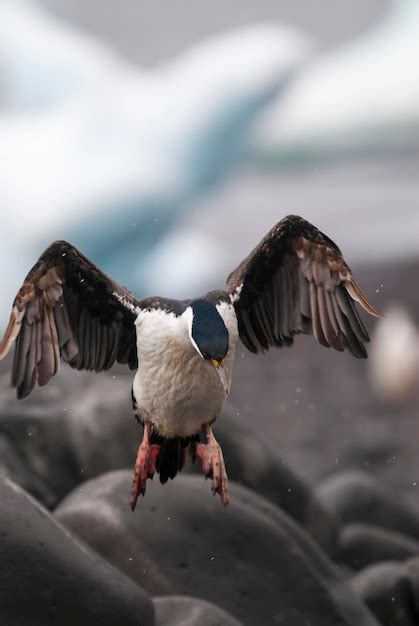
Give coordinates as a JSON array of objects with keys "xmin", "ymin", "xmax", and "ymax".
[{"xmin": 190, "ymin": 442, "xmax": 197, "ymax": 464}]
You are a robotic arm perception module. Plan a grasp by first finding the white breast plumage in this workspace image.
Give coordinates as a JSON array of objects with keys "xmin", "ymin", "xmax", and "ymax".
[{"xmin": 132, "ymin": 303, "xmax": 238, "ymax": 438}]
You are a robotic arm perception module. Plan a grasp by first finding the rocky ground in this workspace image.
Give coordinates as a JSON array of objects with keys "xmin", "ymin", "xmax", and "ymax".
[{"xmin": 0, "ymin": 257, "xmax": 418, "ymax": 625}]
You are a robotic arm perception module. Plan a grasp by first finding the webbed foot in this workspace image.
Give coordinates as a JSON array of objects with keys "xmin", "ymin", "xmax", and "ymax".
[
  {"xmin": 196, "ymin": 423, "xmax": 229, "ymax": 507},
  {"xmin": 130, "ymin": 422, "xmax": 159, "ymax": 510}
]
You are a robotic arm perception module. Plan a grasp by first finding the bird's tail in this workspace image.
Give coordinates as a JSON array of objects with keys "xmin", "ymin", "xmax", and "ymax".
[{"xmin": 150, "ymin": 432, "xmax": 200, "ymax": 484}]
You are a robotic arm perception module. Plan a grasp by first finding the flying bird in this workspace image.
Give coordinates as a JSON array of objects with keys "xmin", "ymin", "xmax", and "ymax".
[{"xmin": 0, "ymin": 215, "xmax": 381, "ymax": 510}]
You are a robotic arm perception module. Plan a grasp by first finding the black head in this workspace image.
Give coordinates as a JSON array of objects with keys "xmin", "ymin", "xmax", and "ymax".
[{"xmin": 189, "ymin": 299, "xmax": 229, "ymax": 363}]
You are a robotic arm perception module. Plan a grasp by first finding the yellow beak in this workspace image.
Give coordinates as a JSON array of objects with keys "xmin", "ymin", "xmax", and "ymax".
[{"xmin": 211, "ymin": 358, "xmax": 229, "ymax": 394}]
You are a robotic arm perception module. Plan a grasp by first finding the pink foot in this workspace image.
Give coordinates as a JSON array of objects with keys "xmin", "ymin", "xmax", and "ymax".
[
  {"xmin": 130, "ymin": 423, "xmax": 159, "ymax": 511},
  {"xmin": 196, "ymin": 424, "xmax": 229, "ymax": 507}
]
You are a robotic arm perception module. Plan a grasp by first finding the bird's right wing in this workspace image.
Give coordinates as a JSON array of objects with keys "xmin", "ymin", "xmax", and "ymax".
[{"xmin": 0, "ymin": 241, "xmax": 140, "ymax": 398}]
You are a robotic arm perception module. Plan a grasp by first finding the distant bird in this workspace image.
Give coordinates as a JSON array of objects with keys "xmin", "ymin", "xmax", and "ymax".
[
  {"xmin": 369, "ymin": 304, "xmax": 419, "ymax": 403},
  {"xmin": 0, "ymin": 216, "xmax": 381, "ymax": 510}
]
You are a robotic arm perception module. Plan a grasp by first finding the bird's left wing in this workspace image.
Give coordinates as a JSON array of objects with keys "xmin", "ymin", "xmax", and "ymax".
[
  {"xmin": 0, "ymin": 241, "xmax": 140, "ymax": 398},
  {"xmin": 227, "ymin": 215, "xmax": 381, "ymax": 358}
]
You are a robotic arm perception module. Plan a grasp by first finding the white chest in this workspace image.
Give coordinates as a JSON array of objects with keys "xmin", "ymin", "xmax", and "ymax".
[{"xmin": 132, "ymin": 302, "xmax": 238, "ymax": 438}]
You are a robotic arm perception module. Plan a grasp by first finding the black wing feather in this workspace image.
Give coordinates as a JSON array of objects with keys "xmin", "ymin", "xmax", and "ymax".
[
  {"xmin": 0, "ymin": 241, "xmax": 140, "ymax": 398},
  {"xmin": 227, "ymin": 215, "xmax": 381, "ymax": 358}
]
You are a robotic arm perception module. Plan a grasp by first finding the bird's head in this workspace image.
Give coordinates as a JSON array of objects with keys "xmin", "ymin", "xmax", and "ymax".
[{"xmin": 187, "ymin": 299, "xmax": 230, "ymax": 391}]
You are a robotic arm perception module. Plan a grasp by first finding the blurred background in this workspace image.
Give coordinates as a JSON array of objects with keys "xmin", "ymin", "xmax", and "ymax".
[
  {"xmin": 2, "ymin": 2, "xmax": 419, "ymax": 624},
  {"xmin": 1, "ymin": 0, "xmax": 419, "ymax": 502}
]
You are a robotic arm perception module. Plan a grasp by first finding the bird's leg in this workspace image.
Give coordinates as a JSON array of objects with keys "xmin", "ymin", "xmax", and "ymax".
[
  {"xmin": 130, "ymin": 421, "xmax": 160, "ymax": 511},
  {"xmin": 196, "ymin": 423, "xmax": 229, "ymax": 507}
]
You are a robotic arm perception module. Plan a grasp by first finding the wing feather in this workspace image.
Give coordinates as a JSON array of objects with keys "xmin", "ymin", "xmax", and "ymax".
[
  {"xmin": 106, "ymin": 323, "xmax": 121, "ymax": 370},
  {"xmin": 76, "ymin": 307, "xmax": 88, "ymax": 370},
  {"xmin": 273, "ymin": 272, "xmax": 281, "ymax": 340},
  {"xmin": 24, "ymin": 323, "xmax": 37, "ymax": 396},
  {"xmin": 39, "ymin": 309, "xmax": 55, "ymax": 387},
  {"xmin": 0, "ymin": 241, "xmax": 140, "ymax": 398},
  {"xmin": 239, "ymin": 309, "xmax": 259, "ymax": 353},
  {"xmin": 87, "ymin": 316, "xmax": 97, "ymax": 371},
  {"xmin": 227, "ymin": 215, "xmax": 381, "ymax": 358},
  {"xmin": 331, "ymin": 295, "xmax": 367, "ymax": 358},
  {"xmin": 12, "ymin": 321, "xmax": 31, "ymax": 389},
  {"xmin": 278, "ymin": 267, "xmax": 288, "ymax": 339},
  {"xmin": 94, "ymin": 321, "xmax": 102, "ymax": 372},
  {"xmin": 324, "ymin": 289, "xmax": 338, "ymax": 336},
  {"xmin": 309, "ymin": 281, "xmax": 328, "ymax": 347},
  {"xmin": 335, "ymin": 286, "xmax": 369, "ymax": 343},
  {"xmin": 20, "ymin": 326, "xmax": 38, "ymax": 399}
]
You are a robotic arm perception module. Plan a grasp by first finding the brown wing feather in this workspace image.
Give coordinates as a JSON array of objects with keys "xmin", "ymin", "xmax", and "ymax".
[
  {"xmin": 227, "ymin": 215, "xmax": 382, "ymax": 358},
  {"xmin": 0, "ymin": 241, "xmax": 140, "ymax": 398}
]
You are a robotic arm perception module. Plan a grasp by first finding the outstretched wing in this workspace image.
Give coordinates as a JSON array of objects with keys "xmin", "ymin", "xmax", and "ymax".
[
  {"xmin": 0, "ymin": 241, "xmax": 140, "ymax": 398},
  {"xmin": 227, "ymin": 215, "xmax": 381, "ymax": 358}
]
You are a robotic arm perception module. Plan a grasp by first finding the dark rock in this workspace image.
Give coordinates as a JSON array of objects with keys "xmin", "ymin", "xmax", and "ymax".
[
  {"xmin": 0, "ymin": 370, "xmax": 338, "ymax": 557},
  {"xmin": 0, "ymin": 474, "xmax": 154, "ymax": 626},
  {"xmin": 339, "ymin": 523, "xmax": 419, "ymax": 570},
  {"xmin": 0, "ymin": 368, "xmax": 136, "ymax": 508},
  {"xmin": 194, "ymin": 408, "xmax": 339, "ymax": 555},
  {"xmin": 351, "ymin": 557, "xmax": 419, "ymax": 625},
  {"xmin": 405, "ymin": 559, "xmax": 419, "ymax": 617},
  {"xmin": 154, "ymin": 596, "xmax": 242, "ymax": 626},
  {"xmin": 351, "ymin": 561, "xmax": 416, "ymax": 626},
  {"xmin": 55, "ymin": 471, "xmax": 379, "ymax": 626},
  {"xmin": 0, "ymin": 375, "xmax": 80, "ymax": 508},
  {"xmin": 316, "ymin": 470, "xmax": 419, "ymax": 541}
]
